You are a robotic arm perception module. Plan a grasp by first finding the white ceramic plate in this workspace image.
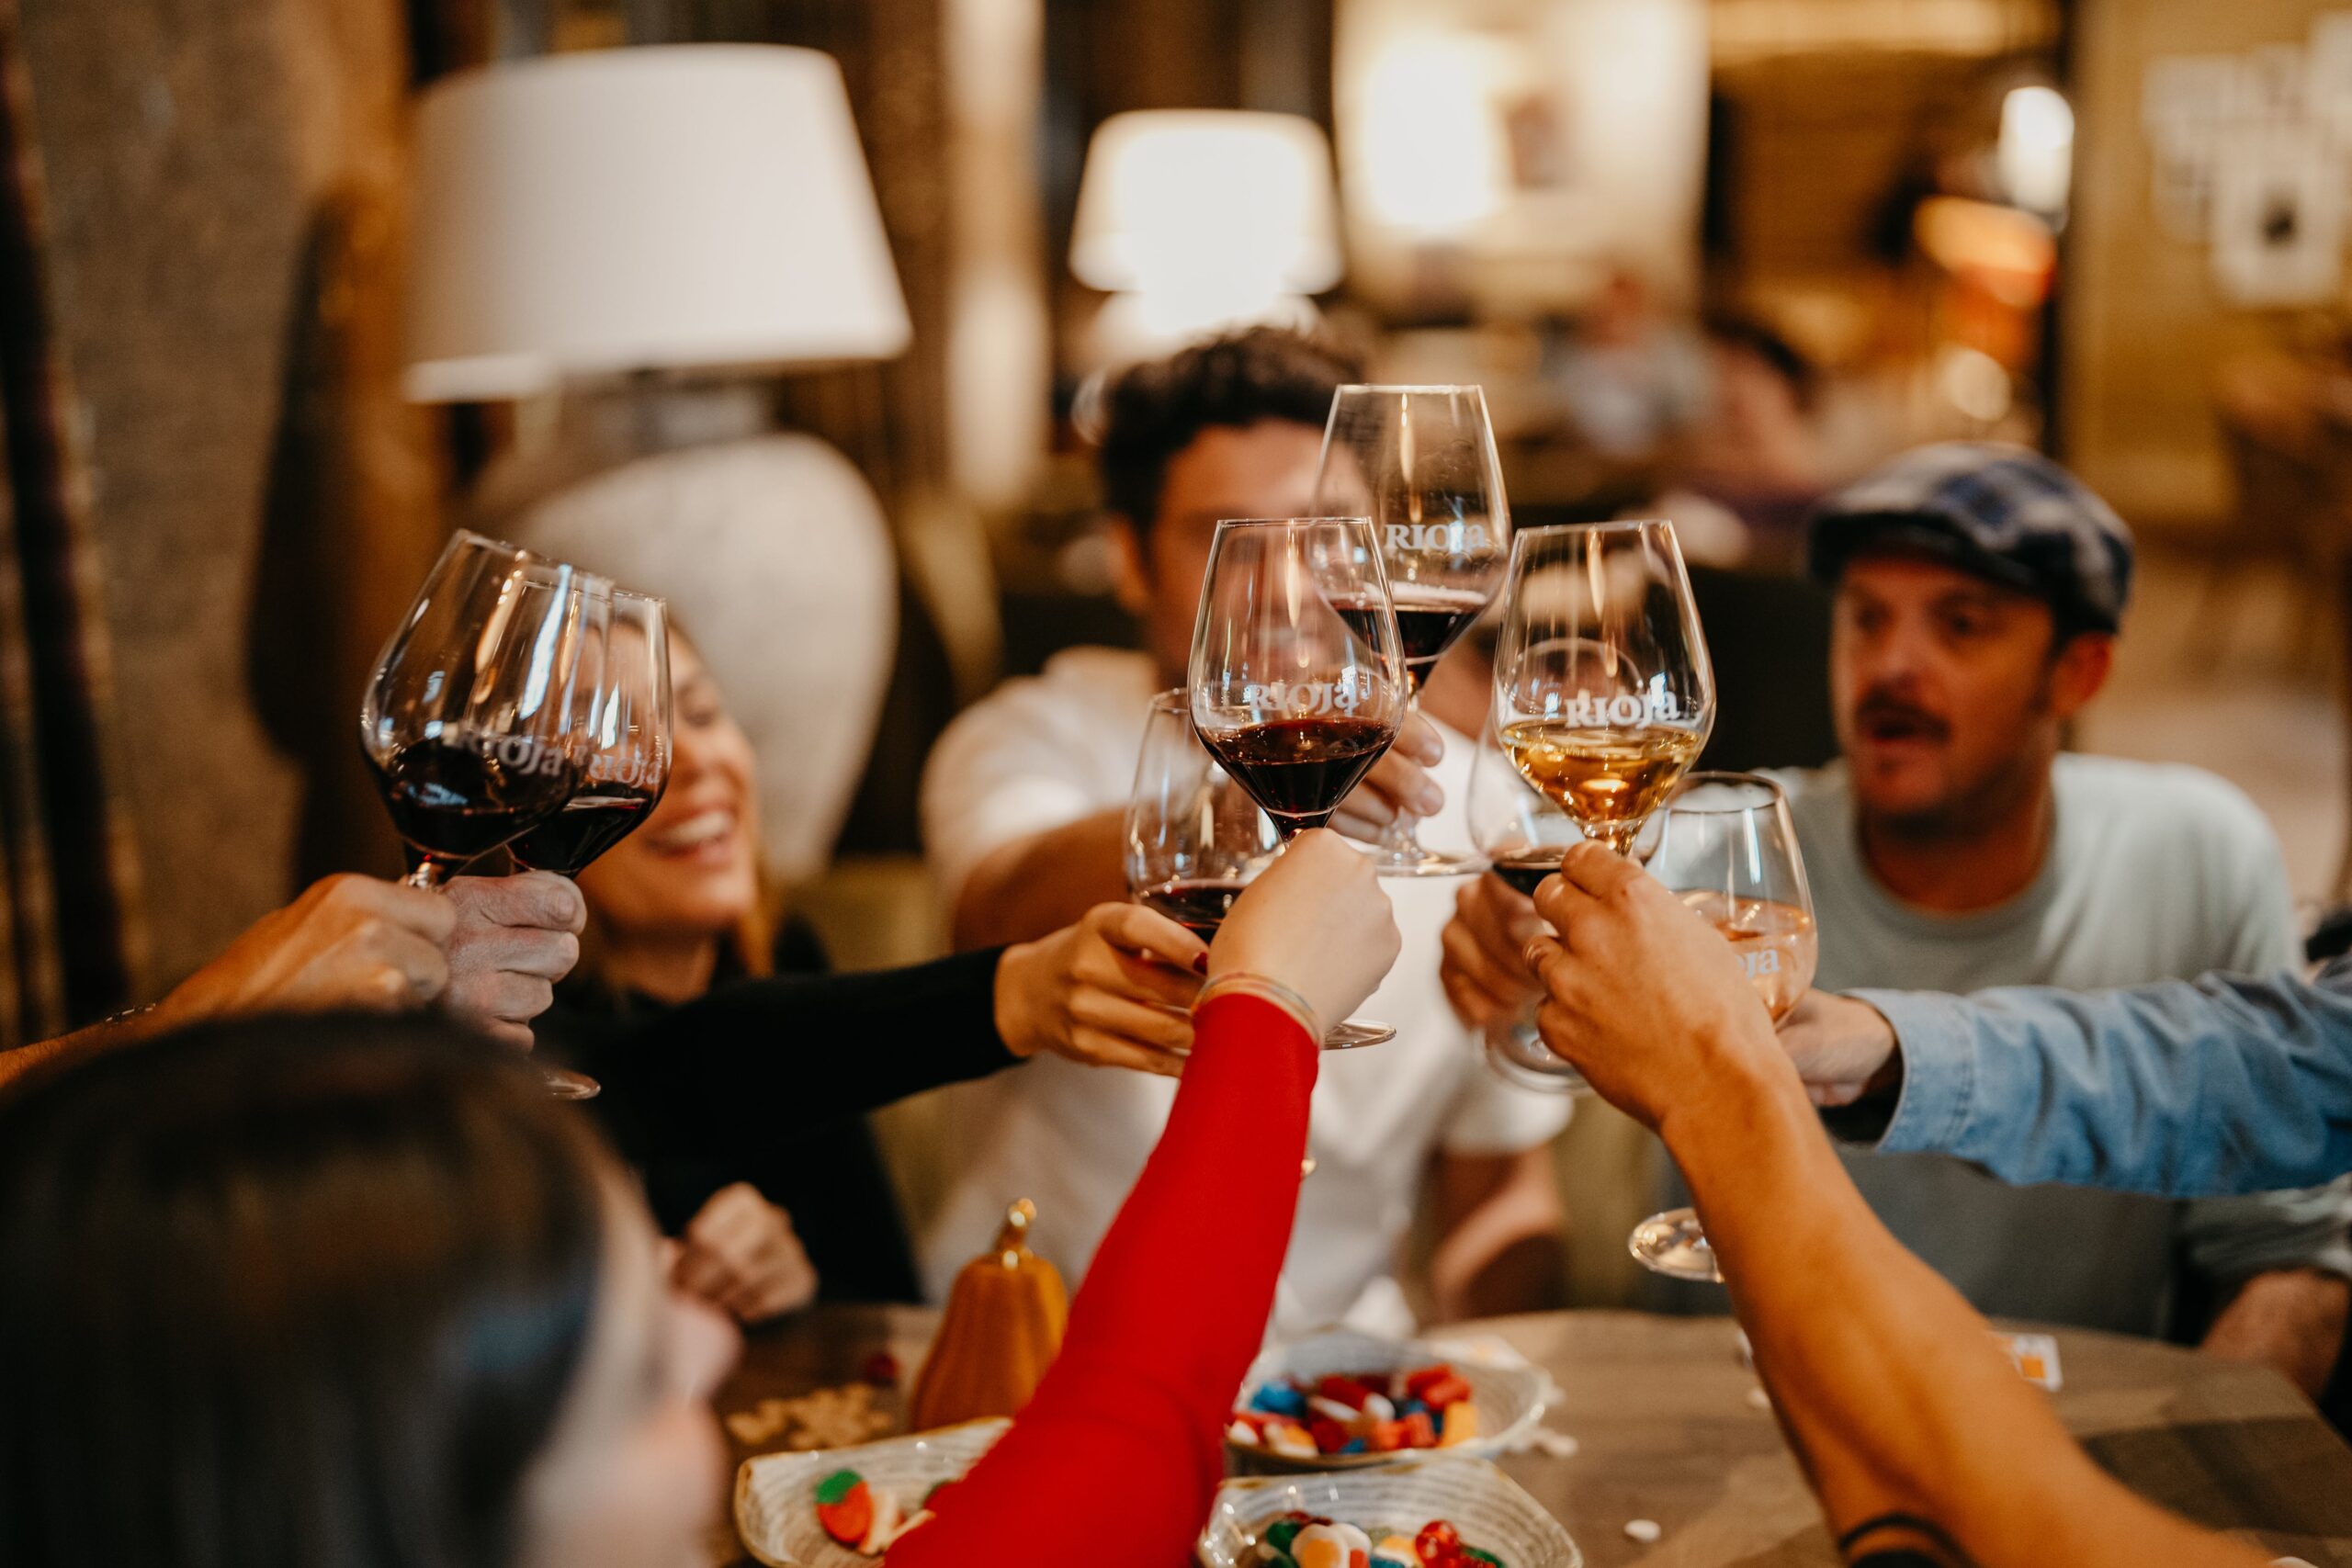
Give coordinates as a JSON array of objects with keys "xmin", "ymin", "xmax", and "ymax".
[
  {"xmin": 733, "ymin": 1419, "xmax": 1008, "ymax": 1567},
  {"xmin": 1228, "ymin": 1329, "xmax": 1547, "ymax": 1472},
  {"xmin": 1198, "ymin": 1459, "xmax": 1580, "ymax": 1568}
]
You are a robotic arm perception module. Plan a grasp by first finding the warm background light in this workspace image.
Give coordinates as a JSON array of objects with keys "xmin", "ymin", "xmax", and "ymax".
[{"xmin": 1069, "ymin": 109, "xmax": 1340, "ymax": 355}]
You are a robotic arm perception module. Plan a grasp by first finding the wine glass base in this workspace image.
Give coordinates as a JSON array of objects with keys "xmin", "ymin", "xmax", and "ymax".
[
  {"xmin": 1369, "ymin": 843, "xmax": 1488, "ymax": 879},
  {"xmin": 1630, "ymin": 1207, "xmax": 1723, "ymax": 1281},
  {"xmin": 1324, "ymin": 1018, "xmax": 1396, "ymax": 1050},
  {"xmin": 540, "ymin": 1064, "xmax": 603, "ymax": 1101}
]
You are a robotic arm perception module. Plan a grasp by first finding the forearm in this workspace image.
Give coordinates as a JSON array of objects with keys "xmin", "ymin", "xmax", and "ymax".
[
  {"xmin": 948, "ymin": 812, "xmax": 1129, "ymax": 951},
  {"xmin": 890, "ymin": 993, "xmax": 1316, "ymax": 1563},
  {"xmin": 1866, "ymin": 965, "xmax": 2352, "ymax": 1197},
  {"xmin": 2199, "ymin": 1269, "xmax": 2349, "ymax": 1398},
  {"xmin": 1681, "ymin": 1065, "xmax": 2261, "ymax": 1568},
  {"xmin": 595, "ymin": 951, "xmax": 1019, "ymax": 1155}
]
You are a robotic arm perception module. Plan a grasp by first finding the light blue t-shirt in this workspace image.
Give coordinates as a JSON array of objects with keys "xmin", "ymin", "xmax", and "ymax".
[{"xmin": 1649, "ymin": 754, "xmax": 2352, "ymax": 1333}]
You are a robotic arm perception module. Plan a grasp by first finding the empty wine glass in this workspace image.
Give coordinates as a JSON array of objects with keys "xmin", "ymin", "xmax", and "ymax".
[
  {"xmin": 1628, "ymin": 772, "xmax": 1818, "ymax": 1282},
  {"xmin": 1314, "ymin": 385, "xmax": 1511, "ymax": 876},
  {"xmin": 361, "ymin": 532, "xmax": 608, "ymax": 887},
  {"xmin": 1464, "ymin": 702, "xmax": 1591, "ymax": 1096}
]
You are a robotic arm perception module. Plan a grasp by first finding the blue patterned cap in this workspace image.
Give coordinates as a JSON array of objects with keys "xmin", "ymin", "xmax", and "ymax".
[{"xmin": 1806, "ymin": 443, "xmax": 2133, "ymax": 633}]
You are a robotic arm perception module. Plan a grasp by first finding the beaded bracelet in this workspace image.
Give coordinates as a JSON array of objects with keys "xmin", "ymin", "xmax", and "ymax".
[{"xmin": 1193, "ymin": 972, "xmax": 1321, "ymax": 1044}]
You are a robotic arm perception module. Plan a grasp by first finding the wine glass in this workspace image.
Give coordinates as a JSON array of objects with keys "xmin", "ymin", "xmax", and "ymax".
[
  {"xmin": 1627, "ymin": 773, "xmax": 1818, "ymax": 1282},
  {"xmin": 1492, "ymin": 520, "xmax": 1714, "ymax": 856},
  {"xmin": 1464, "ymin": 702, "xmax": 1591, "ymax": 1096},
  {"xmin": 1186, "ymin": 517, "xmax": 1408, "ymax": 1048},
  {"xmin": 361, "ymin": 532, "xmax": 608, "ymax": 888},
  {"xmin": 509, "ymin": 590, "xmax": 674, "ymax": 878},
  {"xmin": 506, "ymin": 588, "xmax": 673, "ymax": 1103},
  {"xmin": 1313, "ymin": 385, "xmax": 1511, "ymax": 876},
  {"xmin": 1125, "ymin": 689, "xmax": 1391, "ymax": 1049}
]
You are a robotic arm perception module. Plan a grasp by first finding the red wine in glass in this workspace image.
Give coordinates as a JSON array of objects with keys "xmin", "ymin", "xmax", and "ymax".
[
  {"xmin": 1199, "ymin": 715, "xmax": 1394, "ymax": 837},
  {"xmin": 508, "ymin": 781, "xmax": 665, "ymax": 876},
  {"xmin": 1488, "ymin": 852, "xmax": 1561, "ymax": 898},
  {"xmin": 1137, "ymin": 877, "xmax": 1246, "ymax": 940},
  {"xmin": 1336, "ymin": 584, "xmax": 1489, "ymax": 693},
  {"xmin": 371, "ymin": 737, "xmax": 581, "ymax": 867}
]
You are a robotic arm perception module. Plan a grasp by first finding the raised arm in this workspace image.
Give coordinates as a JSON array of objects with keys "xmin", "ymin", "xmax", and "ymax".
[
  {"xmin": 1523, "ymin": 845, "xmax": 2268, "ymax": 1568},
  {"xmin": 1776, "ymin": 963, "xmax": 2352, "ymax": 1198},
  {"xmin": 889, "ymin": 831, "xmax": 1399, "ymax": 1566}
]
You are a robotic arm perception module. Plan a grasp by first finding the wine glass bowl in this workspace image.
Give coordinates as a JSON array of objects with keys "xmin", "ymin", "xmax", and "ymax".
[
  {"xmin": 1125, "ymin": 690, "xmax": 1280, "ymax": 941},
  {"xmin": 1628, "ymin": 771, "xmax": 1817, "ymax": 1281},
  {"xmin": 1314, "ymin": 384, "xmax": 1511, "ymax": 876},
  {"xmin": 360, "ymin": 533, "xmax": 609, "ymax": 887},
  {"xmin": 1492, "ymin": 522, "xmax": 1714, "ymax": 856},
  {"xmin": 509, "ymin": 590, "xmax": 675, "ymax": 878},
  {"xmin": 1187, "ymin": 518, "xmax": 1408, "ymax": 842}
]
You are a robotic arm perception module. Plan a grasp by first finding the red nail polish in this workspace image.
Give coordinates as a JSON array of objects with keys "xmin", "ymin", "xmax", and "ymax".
[{"xmin": 1193, "ymin": 953, "xmax": 1210, "ymax": 975}]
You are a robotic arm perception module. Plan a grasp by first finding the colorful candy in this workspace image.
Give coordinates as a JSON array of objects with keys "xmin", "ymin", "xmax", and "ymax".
[
  {"xmin": 809, "ymin": 1469, "xmax": 934, "ymax": 1558},
  {"xmin": 1230, "ymin": 1363, "xmax": 1481, "ymax": 1460},
  {"xmin": 814, "ymin": 1470, "xmax": 871, "ymax": 1546},
  {"xmin": 1245, "ymin": 1514, "xmax": 1510, "ymax": 1568}
]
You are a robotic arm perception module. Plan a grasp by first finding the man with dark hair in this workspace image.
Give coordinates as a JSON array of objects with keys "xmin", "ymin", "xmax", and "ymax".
[
  {"xmin": 1443, "ymin": 443, "xmax": 2351, "ymax": 1390},
  {"xmin": 917, "ymin": 328, "xmax": 1571, "ymax": 1334}
]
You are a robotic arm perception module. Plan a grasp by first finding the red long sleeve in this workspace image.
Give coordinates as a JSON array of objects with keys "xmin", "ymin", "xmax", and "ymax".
[{"xmin": 887, "ymin": 992, "xmax": 1317, "ymax": 1566}]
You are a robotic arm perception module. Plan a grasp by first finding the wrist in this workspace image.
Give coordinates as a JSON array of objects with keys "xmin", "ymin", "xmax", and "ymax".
[
  {"xmin": 1653, "ymin": 1026, "xmax": 1815, "ymax": 1170},
  {"xmin": 1196, "ymin": 971, "xmax": 1321, "ymax": 1043},
  {"xmin": 990, "ymin": 942, "xmax": 1046, "ymax": 1059}
]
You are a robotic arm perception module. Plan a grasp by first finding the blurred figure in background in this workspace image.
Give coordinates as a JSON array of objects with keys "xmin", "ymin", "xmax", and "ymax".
[
  {"xmin": 1658, "ymin": 313, "xmax": 1831, "ymax": 568},
  {"xmin": 920, "ymin": 328, "xmax": 1570, "ymax": 1333},
  {"xmin": 1445, "ymin": 444, "xmax": 2352, "ymax": 1390},
  {"xmin": 540, "ymin": 629, "xmax": 1215, "ymax": 1324},
  {"xmin": 1543, "ymin": 267, "xmax": 1710, "ymax": 461}
]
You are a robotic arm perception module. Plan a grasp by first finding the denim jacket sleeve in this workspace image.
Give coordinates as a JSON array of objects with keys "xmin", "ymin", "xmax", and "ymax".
[{"xmin": 1849, "ymin": 957, "xmax": 2352, "ymax": 1199}]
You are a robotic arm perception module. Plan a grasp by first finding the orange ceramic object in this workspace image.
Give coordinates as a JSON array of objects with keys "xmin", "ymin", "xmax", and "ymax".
[{"xmin": 909, "ymin": 1200, "xmax": 1069, "ymax": 1431}]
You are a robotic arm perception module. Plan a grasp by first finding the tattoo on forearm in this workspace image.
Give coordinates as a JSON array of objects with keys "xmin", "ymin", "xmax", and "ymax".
[{"xmin": 1838, "ymin": 1512, "xmax": 1976, "ymax": 1567}]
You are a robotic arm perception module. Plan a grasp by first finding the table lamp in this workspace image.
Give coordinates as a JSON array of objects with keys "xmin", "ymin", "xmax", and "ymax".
[
  {"xmin": 401, "ymin": 43, "xmax": 909, "ymax": 886},
  {"xmin": 1069, "ymin": 109, "xmax": 1342, "ymax": 361}
]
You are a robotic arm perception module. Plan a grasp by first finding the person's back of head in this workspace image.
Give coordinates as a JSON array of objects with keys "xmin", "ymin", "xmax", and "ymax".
[
  {"xmin": 1096, "ymin": 326, "xmax": 1362, "ymax": 537},
  {"xmin": 0, "ymin": 1015, "xmax": 609, "ymax": 1568}
]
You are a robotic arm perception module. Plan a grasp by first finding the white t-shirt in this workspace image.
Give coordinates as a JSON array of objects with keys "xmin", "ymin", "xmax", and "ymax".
[{"xmin": 918, "ymin": 648, "xmax": 1573, "ymax": 1337}]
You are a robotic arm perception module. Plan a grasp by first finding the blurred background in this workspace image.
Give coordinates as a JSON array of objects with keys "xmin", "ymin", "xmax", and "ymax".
[{"xmin": 9, "ymin": 0, "xmax": 2352, "ymax": 1296}]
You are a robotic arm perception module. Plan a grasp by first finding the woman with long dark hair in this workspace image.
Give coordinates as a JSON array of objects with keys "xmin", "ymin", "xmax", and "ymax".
[{"xmin": 0, "ymin": 829, "xmax": 1395, "ymax": 1568}]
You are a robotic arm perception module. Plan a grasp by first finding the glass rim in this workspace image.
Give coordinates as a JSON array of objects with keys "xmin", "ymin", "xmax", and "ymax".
[
  {"xmin": 1209, "ymin": 515, "xmax": 1375, "ymax": 530},
  {"xmin": 1510, "ymin": 518, "xmax": 1678, "ymax": 540},
  {"xmin": 1148, "ymin": 687, "xmax": 1188, "ymax": 714},
  {"xmin": 1663, "ymin": 770, "xmax": 1789, "ymax": 813},
  {"xmin": 1332, "ymin": 382, "xmax": 1487, "ymax": 396}
]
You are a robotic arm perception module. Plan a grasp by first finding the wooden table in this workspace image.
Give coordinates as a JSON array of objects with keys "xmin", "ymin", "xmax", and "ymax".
[{"xmin": 716, "ymin": 1304, "xmax": 2352, "ymax": 1566}]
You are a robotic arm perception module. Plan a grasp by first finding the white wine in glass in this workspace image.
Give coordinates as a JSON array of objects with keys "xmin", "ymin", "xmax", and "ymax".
[{"xmin": 1491, "ymin": 521, "xmax": 1714, "ymax": 855}]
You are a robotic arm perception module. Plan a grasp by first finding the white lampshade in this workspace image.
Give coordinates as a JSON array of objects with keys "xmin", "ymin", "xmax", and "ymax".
[
  {"xmin": 405, "ymin": 44, "xmax": 911, "ymax": 402},
  {"xmin": 1069, "ymin": 110, "xmax": 1342, "ymax": 299}
]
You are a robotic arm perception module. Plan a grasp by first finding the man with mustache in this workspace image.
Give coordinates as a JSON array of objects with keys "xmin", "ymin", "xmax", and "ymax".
[{"xmin": 1442, "ymin": 443, "xmax": 2352, "ymax": 1392}]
